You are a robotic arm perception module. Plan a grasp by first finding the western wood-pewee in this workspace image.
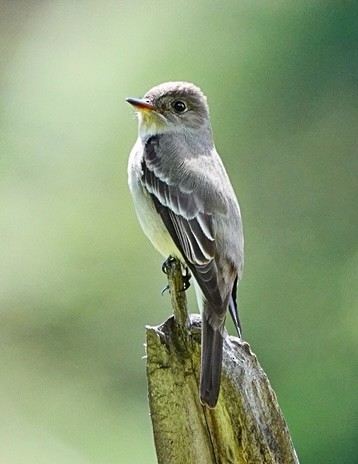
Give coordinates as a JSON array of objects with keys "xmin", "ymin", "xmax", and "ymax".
[{"xmin": 126, "ymin": 82, "xmax": 244, "ymax": 408}]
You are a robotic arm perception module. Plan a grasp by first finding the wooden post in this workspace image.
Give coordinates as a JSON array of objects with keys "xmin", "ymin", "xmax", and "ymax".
[{"xmin": 146, "ymin": 258, "xmax": 299, "ymax": 464}]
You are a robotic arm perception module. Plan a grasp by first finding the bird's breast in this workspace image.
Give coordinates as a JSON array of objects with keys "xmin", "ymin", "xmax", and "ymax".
[{"xmin": 128, "ymin": 140, "xmax": 182, "ymax": 260}]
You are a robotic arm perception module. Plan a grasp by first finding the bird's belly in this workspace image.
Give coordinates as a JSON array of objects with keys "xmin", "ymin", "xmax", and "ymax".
[{"xmin": 131, "ymin": 182, "xmax": 182, "ymax": 260}]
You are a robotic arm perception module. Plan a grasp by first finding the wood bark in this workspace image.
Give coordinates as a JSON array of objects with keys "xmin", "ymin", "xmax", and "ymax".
[{"xmin": 146, "ymin": 258, "xmax": 299, "ymax": 464}]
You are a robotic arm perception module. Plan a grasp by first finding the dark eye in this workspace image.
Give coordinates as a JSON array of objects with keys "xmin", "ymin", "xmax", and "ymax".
[{"xmin": 172, "ymin": 100, "xmax": 187, "ymax": 113}]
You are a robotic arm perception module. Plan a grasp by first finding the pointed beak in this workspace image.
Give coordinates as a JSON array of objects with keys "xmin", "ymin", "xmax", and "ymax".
[{"xmin": 126, "ymin": 97, "xmax": 157, "ymax": 111}]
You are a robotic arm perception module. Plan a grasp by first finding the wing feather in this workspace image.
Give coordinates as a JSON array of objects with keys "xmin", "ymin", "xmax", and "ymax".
[{"xmin": 141, "ymin": 136, "xmax": 225, "ymax": 314}]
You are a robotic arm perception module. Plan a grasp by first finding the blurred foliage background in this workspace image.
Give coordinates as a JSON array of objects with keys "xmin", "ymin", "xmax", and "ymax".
[{"xmin": 1, "ymin": 1, "xmax": 357, "ymax": 462}]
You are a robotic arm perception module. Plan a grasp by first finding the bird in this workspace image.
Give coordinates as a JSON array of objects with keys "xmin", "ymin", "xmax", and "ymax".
[{"xmin": 126, "ymin": 81, "xmax": 244, "ymax": 408}]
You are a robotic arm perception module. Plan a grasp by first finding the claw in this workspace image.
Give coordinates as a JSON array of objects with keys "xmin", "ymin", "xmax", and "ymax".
[{"xmin": 161, "ymin": 285, "xmax": 169, "ymax": 295}]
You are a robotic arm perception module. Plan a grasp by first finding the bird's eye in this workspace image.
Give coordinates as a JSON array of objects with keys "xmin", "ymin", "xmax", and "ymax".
[{"xmin": 172, "ymin": 100, "xmax": 187, "ymax": 113}]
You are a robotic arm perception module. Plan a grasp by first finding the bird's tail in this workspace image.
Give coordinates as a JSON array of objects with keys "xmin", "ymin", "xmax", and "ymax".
[{"xmin": 199, "ymin": 316, "xmax": 224, "ymax": 408}]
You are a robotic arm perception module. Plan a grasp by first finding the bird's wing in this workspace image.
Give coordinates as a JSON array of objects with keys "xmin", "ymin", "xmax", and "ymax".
[{"xmin": 141, "ymin": 136, "xmax": 230, "ymax": 320}]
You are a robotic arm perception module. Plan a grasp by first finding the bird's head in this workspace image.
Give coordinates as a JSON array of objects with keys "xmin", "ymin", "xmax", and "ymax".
[{"xmin": 126, "ymin": 82, "xmax": 212, "ymax": 140}]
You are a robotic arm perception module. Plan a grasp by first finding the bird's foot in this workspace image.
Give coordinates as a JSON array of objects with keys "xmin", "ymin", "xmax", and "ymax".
[
  {"xmin": 180, "ymin": 267, "xmax": 191, "ymax": 292},
  {"xmin": 161, "ymin": 257, "xmax": 191, "ymax": 293},
  {"xmin": 161, "ymin": 256, "xmax": 176, "ymax": 274},
  {"xmin": 161, "ymin": 256, "xmax": 175, "ymax": 295}
]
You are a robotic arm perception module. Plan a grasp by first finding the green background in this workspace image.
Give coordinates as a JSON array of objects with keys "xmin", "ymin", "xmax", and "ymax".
[{"xmin": 1, "ymin": 1, "xmax": 357, "ymax": 462}]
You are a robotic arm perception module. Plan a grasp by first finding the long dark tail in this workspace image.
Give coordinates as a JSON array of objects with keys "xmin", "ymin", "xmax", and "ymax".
[{"xmin": 200, "ymin": 316, "xmax": 224, "ymax": 408}]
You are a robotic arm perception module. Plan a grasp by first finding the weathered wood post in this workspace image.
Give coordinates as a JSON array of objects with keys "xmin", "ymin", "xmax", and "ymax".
[{"xmin": 146, "ymin": 258, "xmax": 299, "ymax": 464}]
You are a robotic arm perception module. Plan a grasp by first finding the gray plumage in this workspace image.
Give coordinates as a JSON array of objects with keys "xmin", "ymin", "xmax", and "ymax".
[{"xmin": 127, "ymin": 82, "xmax": 244, "ymax": 407}]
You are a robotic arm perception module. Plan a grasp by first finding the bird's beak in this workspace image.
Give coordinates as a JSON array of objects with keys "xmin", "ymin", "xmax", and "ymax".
[{"xmin": 126, "ymin": 97, "xmax": 157, "ymax": 111}]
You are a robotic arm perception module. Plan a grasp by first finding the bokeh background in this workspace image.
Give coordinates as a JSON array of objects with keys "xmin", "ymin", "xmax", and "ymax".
[{"xmin": 1, "ymin": 1, "xmax": 357, "ymax": 462}]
